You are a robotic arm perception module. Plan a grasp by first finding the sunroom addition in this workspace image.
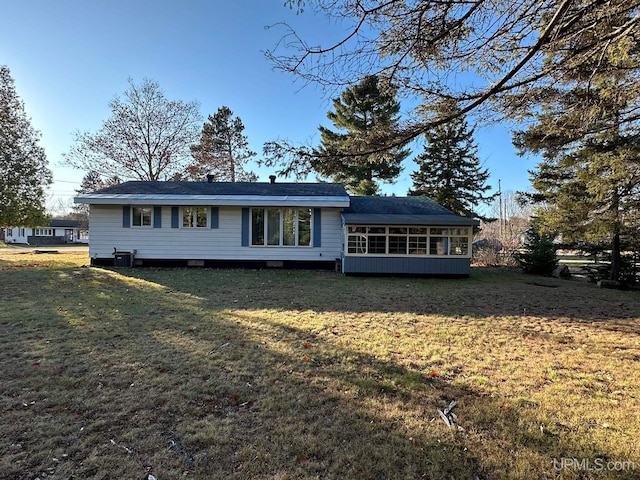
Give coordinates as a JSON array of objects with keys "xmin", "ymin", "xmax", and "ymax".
[{"xmin": 341, "ymin": 196, "xmax": 479, "ymax": 276}]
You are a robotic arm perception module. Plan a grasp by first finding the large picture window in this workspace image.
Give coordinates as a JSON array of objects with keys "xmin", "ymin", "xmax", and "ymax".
[
  {"xmin": 251, "ymin": 208, "xmax": 312, "ymax": 247},
  {"xmin": 346, "ymin": 226, "xmax": 470, "ymax": 256},
  {"xmin": 182, "ymin": 207, "xmax": 208, "ymax": 228}
]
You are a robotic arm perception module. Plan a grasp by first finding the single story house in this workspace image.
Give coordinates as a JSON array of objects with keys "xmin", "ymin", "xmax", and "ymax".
[
  {"xmin": 3, "ymin": 219, "xmax": 89, "ymax": 245},
  {"xmin": 74, "ymin": 179, "xmax": 479, "ymax": 276}
]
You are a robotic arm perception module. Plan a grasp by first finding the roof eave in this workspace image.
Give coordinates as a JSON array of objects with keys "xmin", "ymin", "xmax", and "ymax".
[
  {"xmin": 341, "ymin": 213, "xmax": 480, "ymax": 226},
  {"xmin": 74, "ymin": 194, "xmax": 351, "ymax": 208}
]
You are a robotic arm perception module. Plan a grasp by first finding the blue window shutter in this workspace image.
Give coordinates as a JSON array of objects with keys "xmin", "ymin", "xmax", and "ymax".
[
  {"xmin": 122, "ymin": 206, "xmax": 130, "ymax": 228},
  {"xmin": 210, "ymin": 207, "xmax": 219, "ymax": 229},
  {"xmin": 313, "ymin": 208, "xmax": 321, "ymax": 247},
  {"xmin": 153, "ymin": 206, "xmax": 162, "ymax": 228},
  {"xmin": 171, "ymin": 207, "xmax": 179, "ymax": 228},
  {"xmin": 241, "ymin": 208, "xmax": 249, "ymax": 246}
]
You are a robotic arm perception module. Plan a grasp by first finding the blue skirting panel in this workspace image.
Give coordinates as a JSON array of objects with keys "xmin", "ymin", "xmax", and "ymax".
[{"xmin": 342, "ymin": 256, "xmax": 471, "ymax": 276}]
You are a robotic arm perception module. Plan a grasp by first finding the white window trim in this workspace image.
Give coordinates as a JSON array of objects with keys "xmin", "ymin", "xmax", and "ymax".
[
  {"xmin": 180, "ymin": 206, "xmax": 209, "ymax": 229},
  {"xmin": 131, "ymin": 206, "xmax": 153, "ymax": 228},
  {"xmin": 250, "ymin": 207, "xmax": 313, "ymax": 247},
  {"xmin": 34, "ymin": 228, "xmax": 54, "ymax": 236},
  {"xmin": 344, "ymin": 225, "xmax": 471, "ymax": 258}
]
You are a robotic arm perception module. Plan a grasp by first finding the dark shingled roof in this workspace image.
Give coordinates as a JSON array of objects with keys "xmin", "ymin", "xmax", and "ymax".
[
  {"xmin": 342, "ymin": 196, "xmax": 479, "ymax": 226},
  {"xmin": 344, "ymin": 196, "xmax": 454, "ymax": 215},
  {"xmin": 90, "ymin": 181, "xmax": 349, "ymax": 197},
  {"xmin": 49, "ymin": 219, "xmax": 81, "ymax": 228}
]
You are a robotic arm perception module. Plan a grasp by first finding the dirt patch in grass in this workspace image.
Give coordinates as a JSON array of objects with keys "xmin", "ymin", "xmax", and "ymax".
[{"xmin": 1, "ymin": 254, "xmax": 640, "ymax": 479}]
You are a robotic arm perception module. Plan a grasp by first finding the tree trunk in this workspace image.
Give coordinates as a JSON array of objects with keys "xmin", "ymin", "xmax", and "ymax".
[
  {"xmin": 609, "ymin": 187, "xmax": 622, "ymax": 282},
  {"xmin": 610, "ymin": 231, "xmax": 621, "ymax": 281}
]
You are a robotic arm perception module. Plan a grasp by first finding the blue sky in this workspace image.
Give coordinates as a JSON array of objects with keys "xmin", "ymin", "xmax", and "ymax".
[{"xmin": 1, "ymin": 0, "xmax": 536, "ymax": 211}]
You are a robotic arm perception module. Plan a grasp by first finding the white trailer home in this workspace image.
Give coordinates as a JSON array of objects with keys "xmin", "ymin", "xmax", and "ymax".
[{"xmin": 4, "ymin": 219, "xmax": 89, "ymax": 245}]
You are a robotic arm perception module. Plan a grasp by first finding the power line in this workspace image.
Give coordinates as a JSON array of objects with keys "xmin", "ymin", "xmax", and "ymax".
[{"xmin": 52, "ymin": 179, "xmax": 82, "ymax": 184}]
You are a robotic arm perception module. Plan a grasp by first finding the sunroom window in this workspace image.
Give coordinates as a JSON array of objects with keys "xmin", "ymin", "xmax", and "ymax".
[
  {"xmin": 408, "ymin": 227, "xmax": 428, "ymax": 255},
  {"xmin": 429, "ymin": 228, "xmax": 449, "ymax": 255},
  {"xmin": 388, "ymin": 227, "xmax": 408, "ymax": 254},
  {"xmin": 346, "ymin": 226, "xmax": 470, "ymax": 256},
  {"xmin": 367, "ymin": 227, "xmax": 386, "ymax": 254}
]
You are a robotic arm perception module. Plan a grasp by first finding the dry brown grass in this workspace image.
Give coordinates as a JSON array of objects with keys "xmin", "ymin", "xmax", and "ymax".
[{"xmin": 1, "ymin": 250, "xmax": 640, "ymax": 479}]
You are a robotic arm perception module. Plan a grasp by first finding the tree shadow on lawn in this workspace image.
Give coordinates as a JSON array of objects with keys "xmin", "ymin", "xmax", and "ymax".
[{"xmin": 1, "ymin": 267, "xmax": 639, "ymax": 479}]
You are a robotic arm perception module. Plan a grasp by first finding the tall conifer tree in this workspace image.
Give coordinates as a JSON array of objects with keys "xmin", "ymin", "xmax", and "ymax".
[
  {"xmin": 514, "ymin": 7, "xmax": 640, "ymax": 282},
  {"xmin": 188, "ymin": 106, "xmax": 257, "ymax": 182},
  {"xmin": 0, "ymin": 65, "xmax": 51, "ymax": 227},
  {"xmin": 313, "ymin": 75, "xmax": 409, "ymax": 195},
  {"xmin": 408, "ymin": 109, "xmax": 494, "ymax": 218}
]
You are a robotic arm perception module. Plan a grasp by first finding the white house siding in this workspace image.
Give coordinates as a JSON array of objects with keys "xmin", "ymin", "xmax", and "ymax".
[
  {"xmin": 88, "ymin": 205, "xmax": 343, "ymax": 262},
  {"xmin": 4, "ymin": 227, "xmax": 29, "ymax": 243},
  {"xmin": 4, "ymin": 227, "xmax": 88, "ymax": 244}
]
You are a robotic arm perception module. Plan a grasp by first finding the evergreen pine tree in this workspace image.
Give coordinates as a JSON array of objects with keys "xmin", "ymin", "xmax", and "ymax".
[
  {"xmin": 313, "ymin": 75, "xmax": 410, "ymax": 195},
  {"xmin": 515, "ymin": 226, "xmax": 558, "ymax": 276},
  {"xmin": 188, "ymin": 106, "xmax": 257, "ymax": 182},
  {"xmin": 408, "ymin": 109, "xmax": 494, "ymax": 218},
  {"xmin": 513, "ymin": 8, "xmax": 640, "ymax": 281},
  {"xmin": 0, "ymin": 65, "xmax": 52, "ymax": 227}
]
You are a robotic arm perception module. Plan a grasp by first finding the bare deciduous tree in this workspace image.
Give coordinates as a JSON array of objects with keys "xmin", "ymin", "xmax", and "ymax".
[
  {"xmin": 474, "ymin": 190, "xmax": 533, "ymax": 265},
  {"xmin": 63, "ymin": 78, "xmax": 201, "ymax": 181}
]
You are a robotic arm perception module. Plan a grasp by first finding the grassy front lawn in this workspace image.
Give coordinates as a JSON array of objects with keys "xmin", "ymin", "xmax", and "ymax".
[{"xmin": 2, "ymin": 251, "xmax": 640, "ymax": 479}]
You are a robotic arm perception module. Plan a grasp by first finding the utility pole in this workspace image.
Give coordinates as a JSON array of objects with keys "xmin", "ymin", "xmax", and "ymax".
[{"xmin": 498, "ymin": 179, "xmax": 503, "ymax": 239}]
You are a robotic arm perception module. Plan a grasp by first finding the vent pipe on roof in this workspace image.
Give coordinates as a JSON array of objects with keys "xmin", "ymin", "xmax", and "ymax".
[
  {"xmin": 207, "ymin": 174, "xmax": 215, "ymax": 183},
  {"xmin": 269, "ymin": 175, "xmax": 277, "ymax": 184}
]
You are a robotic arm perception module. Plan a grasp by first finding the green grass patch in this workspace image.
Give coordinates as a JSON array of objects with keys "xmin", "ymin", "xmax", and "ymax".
[{"xmin": 1, "ymin": 251, "xmax": 640, "ymax": 479}]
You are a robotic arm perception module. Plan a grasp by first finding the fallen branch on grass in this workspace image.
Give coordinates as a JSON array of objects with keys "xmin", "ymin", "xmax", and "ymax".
[
  {"xmin": 438, "ymin": 400, "xmax": 461, "ymax": 430},
  {"xmin": 169, "ymin": 437, "xmax": 195, "ymax": 469}
]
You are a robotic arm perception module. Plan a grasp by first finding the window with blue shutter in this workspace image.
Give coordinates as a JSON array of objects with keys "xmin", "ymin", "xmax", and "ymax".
[
  {"xmin": 241, "ymin": 208, "xmax": 249, "ymax": 246},
  {"xmin": 153, "ymin": 206, "xmax": 162, "ymax": 228},
  {"xmin": 122, "ymin": 206, "xmax": 130, "ymax": 228},
  {"xmin": 313, "ymin": 208, "xmax": 321, "ymax": 247},
  {"xmin": 171, "ymin": 207, "xmax": 179, "ymax": 228},
  {"xmin": 210, "ymin": 207, "xmax": 219, "ymax": 229}
]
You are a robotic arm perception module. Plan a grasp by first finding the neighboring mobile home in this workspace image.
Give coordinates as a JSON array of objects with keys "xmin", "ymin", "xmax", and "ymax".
[
  {"xmin": 74, "ymin": 179, "xmax": 478, "ymax": 276},
  {"xmin": 4, "ymin": 219, "xmax": 89, "ymax": 245}
]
